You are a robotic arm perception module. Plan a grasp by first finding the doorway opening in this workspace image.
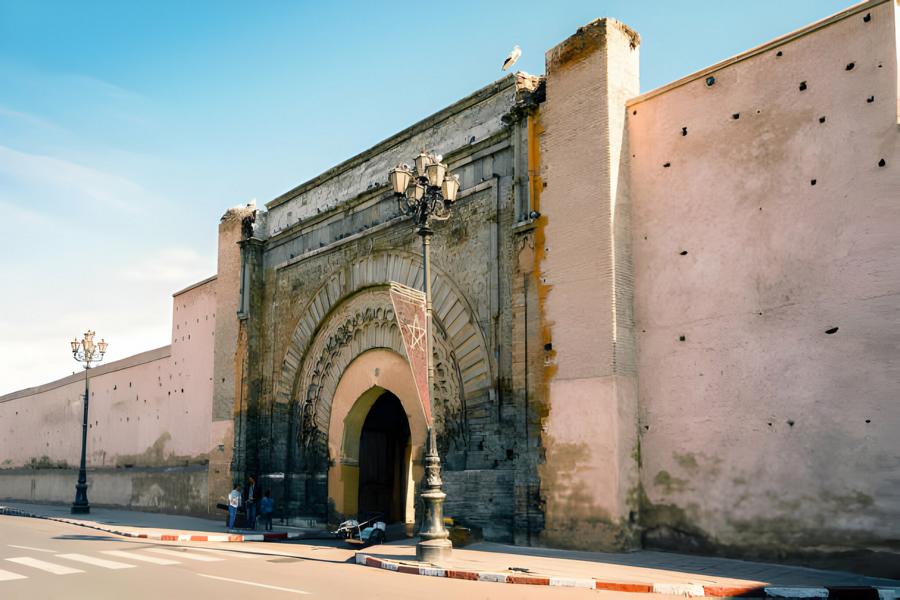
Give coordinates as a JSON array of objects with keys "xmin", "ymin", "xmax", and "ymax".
[{"xmin": 357, "ymin": 391, "xmax": 410, "ymax": 523}]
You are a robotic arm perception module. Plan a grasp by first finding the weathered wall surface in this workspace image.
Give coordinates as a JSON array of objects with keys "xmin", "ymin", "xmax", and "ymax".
[
  {"xmin": 536, "ymin": 18, "xmax": 641, "ymax": 551},
  {"xmin": 0, "ymin": 277, "xmax": 216, "ymax": 515},
  {"xmin": 208, "ymin": 206, "xmax": 254, "ymax": 512},
  {"xmin": 3, "ymin": 1, "xmax": 896, "ymax": 574},
  {"xmin": 0, "ymin": 467, "xmax": 208, "ymax": 514},
  {"xmin": 629, "ymin": 0, "xmax": 899, "ymax": 571},
  {"xmin": 265, "ymin": 79, "xmax": 519, "ymax": 233},
  {"xmin": 233, "ymin": 75, "xmax": 546, "ymax": 537}
]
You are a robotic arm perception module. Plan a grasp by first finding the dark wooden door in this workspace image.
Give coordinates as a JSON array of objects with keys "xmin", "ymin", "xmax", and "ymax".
[{"xmin": 358, "ymin": 392, "xmax": 410, "ymax": 522}]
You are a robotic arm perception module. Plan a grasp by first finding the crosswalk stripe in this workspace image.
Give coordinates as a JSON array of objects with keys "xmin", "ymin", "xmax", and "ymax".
[
  {"xmin": 6, "ymin": 557, "xmax": 83, "ymax": 575},
  {"xmin": 187, "ymin": 547, "xmax": 257, "ymax": 559},
  {"xmin": 0, "ymin": 569, "xmax": 28, "ymax": 581},
  {"xmin": 101, "ymin": 550, "xmax": 179, "ymax": 565},
  {"xmin": 7, "ymin": 545, "xmax": 56, "ymax": 553},
  {"xmin": 197, "ymin": 574, "xmax": 309, "ymax": 595},
  {"xmin": 145, "ymin": 548, "xmax": 222, "ymax": 562},
  {"xmin": 56, "ymin": 554, "xmax": 136, "ymax": 570}
]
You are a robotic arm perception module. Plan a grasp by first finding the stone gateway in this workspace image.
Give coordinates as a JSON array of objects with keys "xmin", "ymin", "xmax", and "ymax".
[{"xmin": 2, "ymin": 1, "xmax": 898, "ymax": 578}]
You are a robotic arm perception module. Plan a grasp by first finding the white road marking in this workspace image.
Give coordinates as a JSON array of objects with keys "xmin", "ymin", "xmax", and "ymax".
[
  {"xmin": 653, "ymin": 583, "xmax": 706, "ymax": 596},
  {"xmin": 7, "ymin": 544, "xmax": 56, "ymax": 553},
  {"xmin": 187, "ymin": 547, "xmax": 257, "ymax": 559},
  {"xmin": 878, "ymin": 589, "xmax": 900, "ymax": 600},
  {"xmin": 197, "ymin": 574, "xmax": 309, "ymax": 594},
  {"xmin": 145, "ymin": 548, "xmax": 222, "ymax": 562},
  {"xmin": 56, "ymin": 553, "xmax": 136, "ymax": 570},
  {"xmin": 5, "ymin": 557, "xmax": 83, "ymax": 575},
  {"xmin": 0, "ymin": 568, "xmax": 27, "ymax": 581},
  {"xmin": 765, "ymin": 588, "xmax": 829, "ymax": 598},
  {"xmin": 101, "ymin": 550, "xmax": 179, "ymax": 565}
]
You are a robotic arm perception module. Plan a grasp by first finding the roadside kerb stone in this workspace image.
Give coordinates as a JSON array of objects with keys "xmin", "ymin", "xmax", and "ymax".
[
  {"xmin": 354, "ymin": 551, "xmax": 900, "ymax": 598},
  {"xmin": 0, "ymin": 504, "xmax": 301, "ymax": 543},
  {"xmin": 4, "ymin": 504, "xmax": 897, "ymax": 598}
]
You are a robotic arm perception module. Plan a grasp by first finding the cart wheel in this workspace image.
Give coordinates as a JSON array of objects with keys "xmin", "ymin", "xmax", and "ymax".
[{"xmin": 364, "ymin": 528, "xmax": 385, "ymax": 547}]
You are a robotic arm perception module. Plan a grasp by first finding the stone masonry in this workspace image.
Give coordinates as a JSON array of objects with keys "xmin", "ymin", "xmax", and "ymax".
[{"xmin": 2, "ymin": 0, "xmax": 897, "ymax": 579}]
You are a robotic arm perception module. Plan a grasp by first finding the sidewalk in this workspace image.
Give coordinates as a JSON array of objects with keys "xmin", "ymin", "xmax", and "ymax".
[
  {"xmin": 357, "ymin": 540, "xmax": 900, "ymax": 598},
  {"xmin": 3, "ymin": 501, "xmax": 898, "ymax": 598},
  {"xmin": 0, "ymin": 501, "xmax": 321, "ymax": 543}
]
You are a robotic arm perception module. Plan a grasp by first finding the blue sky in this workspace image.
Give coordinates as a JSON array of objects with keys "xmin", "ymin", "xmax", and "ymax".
[{"xmin": 0, "ymin": 0, "xmax": 852, "ymax": 393}]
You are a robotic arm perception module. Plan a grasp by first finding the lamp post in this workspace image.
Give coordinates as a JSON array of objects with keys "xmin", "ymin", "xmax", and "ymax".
[
  {"xmin": 69, "ymin": 330, "xmax": 108, "ymax": 514},
  {"xmin": 389, "ymin": 152, "xmax": 460, "ymax": 562}
]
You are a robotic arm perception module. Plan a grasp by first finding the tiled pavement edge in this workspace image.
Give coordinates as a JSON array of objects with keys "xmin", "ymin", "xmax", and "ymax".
[
  {"xmin": 5, "ymin": 504, "xmax": 898, "ymax": 598},
  {"xmin": 354, "ymin": 553, "xmax": 900, "ymax": 599},
  {"xmin": 0, "ymin": 504, "xmax": 303, "ymax": 543}
]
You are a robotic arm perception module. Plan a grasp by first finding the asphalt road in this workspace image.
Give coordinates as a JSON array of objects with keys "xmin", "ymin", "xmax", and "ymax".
[{"xmin": 0, "ymin": 515, "xmax": 683, "ymax": 600}]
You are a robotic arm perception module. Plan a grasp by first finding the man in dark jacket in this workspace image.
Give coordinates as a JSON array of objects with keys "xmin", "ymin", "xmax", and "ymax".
[{"xmin": 244, "ymin": 476, "xmax": 257, "ymax": 530}]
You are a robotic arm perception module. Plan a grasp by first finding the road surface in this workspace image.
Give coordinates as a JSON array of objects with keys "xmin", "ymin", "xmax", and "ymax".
[{"xmin": 0, "ymin": 515, "xmax": 676, "ymax": 599}]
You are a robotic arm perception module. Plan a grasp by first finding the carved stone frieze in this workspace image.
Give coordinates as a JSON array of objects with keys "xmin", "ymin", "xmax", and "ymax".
[{"xmin": 294, "ymin": 288, "xmax": 467, "ymax": 463}]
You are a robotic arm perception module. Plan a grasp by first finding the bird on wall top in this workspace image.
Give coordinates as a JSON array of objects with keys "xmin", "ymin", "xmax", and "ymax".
[{"xmin": 501, "ymin": 45, "xmax": 521, "ymax": 71}]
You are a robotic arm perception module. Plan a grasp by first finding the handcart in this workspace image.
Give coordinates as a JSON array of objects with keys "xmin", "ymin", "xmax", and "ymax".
[{"xmin": 331, "ymin": 512, "xmax": 386, "ymax": 547}]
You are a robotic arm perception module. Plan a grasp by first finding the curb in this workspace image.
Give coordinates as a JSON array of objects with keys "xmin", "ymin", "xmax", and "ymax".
[
  {"xmin": 354, "ymin": 553, "xmax": 900, "ymax": 599},
  {"xmin": 0, "ymin": 505, "xmax": 303, "ymax": 543}
]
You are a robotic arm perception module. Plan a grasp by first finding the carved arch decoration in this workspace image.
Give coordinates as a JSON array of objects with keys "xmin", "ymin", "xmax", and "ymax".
[{"xmin": 276, "ymin": 252, "xmax": 493, "ymax": 467}]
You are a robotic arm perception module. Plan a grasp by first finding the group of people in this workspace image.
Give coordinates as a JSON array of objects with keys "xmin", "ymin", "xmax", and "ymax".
[{"xmin": 227, "ymin": 476, "xmax": 275, "ymax": 532}]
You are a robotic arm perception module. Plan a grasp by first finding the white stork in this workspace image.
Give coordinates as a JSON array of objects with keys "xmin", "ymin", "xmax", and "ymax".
[{"xmin": 501, "ymin": 45, "xmax": 521, "ymax": 71}]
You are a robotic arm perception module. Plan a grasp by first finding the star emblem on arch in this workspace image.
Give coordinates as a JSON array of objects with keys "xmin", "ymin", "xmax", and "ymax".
[
  {"xmin": 389, "ymin": 281, "xmax": 432, "ymax": 426},
  {"xmin": 404, "ymin": 313, "xmax": 427, "ymax": 350}
]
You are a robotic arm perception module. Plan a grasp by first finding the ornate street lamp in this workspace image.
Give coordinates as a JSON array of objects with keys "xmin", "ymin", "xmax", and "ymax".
[
  {"xmin": 70, "ymin": 330, "xmax": 108, "ymax": 514},
  {"xmin": 389, "ymin": 152, "xmax": 459, "ymax": 562}
]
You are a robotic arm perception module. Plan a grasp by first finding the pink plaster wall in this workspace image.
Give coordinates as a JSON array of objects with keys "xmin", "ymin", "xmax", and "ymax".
[
  {"xmin": 167, "ymin": 276, "xmax": 217, "ymax": 459},
  {"xmin": 537, "ymin": 17, "xmax": 642, "ymax": 550},
  {"xmin": 629, "ymin": 0, "xmax": 899, "ymax": 556},
  {"xmin": 207, "ymin": 206, "xmax": 252, "ymax": 508},
  {"xmin": 0, "ymin": 277, "xmax": 217, "ymax": 470}
]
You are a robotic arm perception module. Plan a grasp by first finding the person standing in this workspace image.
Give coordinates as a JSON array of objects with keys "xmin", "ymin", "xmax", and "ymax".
[
  {"xmin": 245, "ymin": 476, "xmax": 257, "ymax": 530},
  {"xmin": 260, "ymin": 490, "xmax": 274, "ymax": 531},
  {"xmin": 227, "ymin": 484, "xmax": 241, "ymax": 531}
]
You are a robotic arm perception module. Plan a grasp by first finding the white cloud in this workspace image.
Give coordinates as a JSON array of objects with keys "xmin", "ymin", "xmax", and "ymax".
[
  {"xmin": 0, "ymin": 244, "xmax": 215, "ymax": 395},
  {"xmin": 0, "ymin": 320, "xmax": 172, "ymax": 396},
  {"xmin": 0, "ymin": 105, "xmax": 58, "ymax": 131},
  {"xmin": 0, "ymin": 200, "xmax": 57, "ymax": 227},
  {"xmin": 121, "ymin": 247, "xmax": 214, "ymax": 284},
  {"xmin": 63, "ymin": 73, "xmax": 146, "ymax": 102},
  {"xmin": 0, "ymin": 68, "xmax": 211, "ymax": 396},
  {"xmin": 0, "ymin": 144, "xmax": 154, "ymax": 213}
]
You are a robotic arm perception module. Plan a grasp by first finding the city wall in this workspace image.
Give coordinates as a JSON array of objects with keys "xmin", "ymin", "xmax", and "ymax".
[
  {"xmin": 536, "ymin": 16, "xmax": 641, "ymax": 551},
  {"xmin": 528, "ymin": 0, "xmax": 899, "ymax": 572},
  {"xmin": 0, "ymin": 277, "xmax": 217, "ymax": 515},
  {"xmin": 628, "ymin": 0, "xmax": 899, "ymax": 569},
  {"xmin": 0, "ymin": 0, "xmax": 896, "ymax": 577}
]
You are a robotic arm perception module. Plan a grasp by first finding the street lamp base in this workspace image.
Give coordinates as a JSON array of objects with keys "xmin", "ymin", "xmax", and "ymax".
[
  {"xmin": 70, "ymin": 504, "xmax": 90, "ymax": 515},
  {"xmin": 416, "ymin": 538, "xmax": 452, "ymax": 563}
]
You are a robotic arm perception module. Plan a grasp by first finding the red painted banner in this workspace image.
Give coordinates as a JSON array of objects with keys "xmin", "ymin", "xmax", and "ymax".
[{"xmin": 389, "ymin": 282, "xmax": 431, "ymax": 426}]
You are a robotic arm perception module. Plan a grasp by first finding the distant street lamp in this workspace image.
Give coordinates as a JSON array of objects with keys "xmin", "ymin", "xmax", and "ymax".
[
  {"xmin": 69, "ymin": 330, "xmax": 108, "ymax": 514},
  {"xmin": 389, "ymin": 152, "xmax": 459, "ymax": 562}
]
